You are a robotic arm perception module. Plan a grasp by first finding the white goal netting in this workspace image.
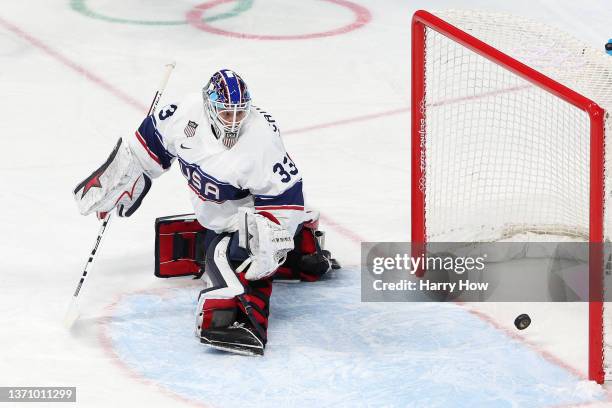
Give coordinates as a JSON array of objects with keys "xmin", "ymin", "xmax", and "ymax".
[
  {"xmin": 419, "ymin": 9, "xmax": 612, "ymax": 381},
  {"xmin": 422, "ymin": 10, "xmax": 612, "ymax": 243}
]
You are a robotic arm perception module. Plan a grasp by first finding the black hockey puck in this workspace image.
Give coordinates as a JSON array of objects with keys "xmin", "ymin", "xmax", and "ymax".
[{"xmin": 514, "ymin": 314, "xmax": 531, "ymax": 330}]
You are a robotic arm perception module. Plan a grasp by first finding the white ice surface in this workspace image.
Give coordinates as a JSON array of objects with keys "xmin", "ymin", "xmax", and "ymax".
[{"xmin": 0, "ymin": 0, "xmax": 611, "ymax": 407}]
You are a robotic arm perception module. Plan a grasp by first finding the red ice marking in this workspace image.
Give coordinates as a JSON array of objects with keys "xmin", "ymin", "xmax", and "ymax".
[
  {"xmin": 0, "ymin": 16, "xmax": 146, "ymax": 113},
  {"xmin": 186, "ymin": 0, "xmax": 371, "ymax": 40},
  {"xmin": 285, "ymin": 107, "xmax": 410, "ymax": 136},
  {"xmin": 458, "ymin": 303, "xmax": 587, "ymax": 379},
  {"xmin": 283, "ymin": 85, "xmax": 531, "ymax": 136},
  {"xmin": 98, "ymin": 287, "xmax": 212, "ymax": 408},
  {"xmin": 318, "ymin": 212, "xmax": 367, "ymax": 243}
]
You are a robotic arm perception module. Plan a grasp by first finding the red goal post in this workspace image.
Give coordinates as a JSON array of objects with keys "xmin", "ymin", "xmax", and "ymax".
[{"xmin": 411, "ymin": 10, "xmax": 609, "ymax": 383}]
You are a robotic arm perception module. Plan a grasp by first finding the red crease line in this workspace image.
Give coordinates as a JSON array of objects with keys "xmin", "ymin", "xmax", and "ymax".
[{"xmin": 0, "ymin": 16, "xmax": 147, "ymax": 112}]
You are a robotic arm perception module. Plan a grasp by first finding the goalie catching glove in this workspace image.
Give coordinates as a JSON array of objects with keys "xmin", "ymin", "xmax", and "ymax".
[
  {"xmin": 236, "ymin": 207, "xmax": 294, "ymax": 280},
  {"xmin": 73, "ymin": 138, "xmax": 152, "ymax": 219}
]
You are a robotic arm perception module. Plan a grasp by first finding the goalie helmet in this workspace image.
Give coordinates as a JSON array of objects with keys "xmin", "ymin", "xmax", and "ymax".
[{"xmin": 203, "ymin": 69, "xmax": 252, "ymax": 149}]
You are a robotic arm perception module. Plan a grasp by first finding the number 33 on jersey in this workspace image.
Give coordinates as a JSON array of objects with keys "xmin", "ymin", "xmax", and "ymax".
[{"xmin": 128, "ymin": 94, "xmax": 306, "ymax": 234}]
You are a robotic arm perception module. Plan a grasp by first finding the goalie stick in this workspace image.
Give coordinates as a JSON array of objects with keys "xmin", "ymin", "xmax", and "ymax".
[{"xmin": 64, "ymin": 61, "xmax": 176, "ymax": 328}]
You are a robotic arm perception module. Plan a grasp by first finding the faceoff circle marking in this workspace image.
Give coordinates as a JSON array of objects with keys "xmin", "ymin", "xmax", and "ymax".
[
  {"xmin": 71, "ymin": 0, "xmax": 254, "ymax": 26},
  {"xmin": 186, "ymin": 0, "xmax": 371, "ymax": 40}
]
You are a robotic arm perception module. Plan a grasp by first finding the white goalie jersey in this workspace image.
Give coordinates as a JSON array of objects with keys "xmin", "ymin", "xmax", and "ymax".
[{"xmin": 128, "ymin": 93, "xmax": 305, "ymax": 235}]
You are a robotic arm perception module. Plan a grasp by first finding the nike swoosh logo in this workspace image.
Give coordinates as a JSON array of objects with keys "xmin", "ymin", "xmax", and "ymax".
[{"xmin": 180, "ymin": 143, "xmax": 192, "ymax": 150}]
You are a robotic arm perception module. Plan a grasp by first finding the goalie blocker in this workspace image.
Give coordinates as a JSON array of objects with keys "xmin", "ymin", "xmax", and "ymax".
[{"xmin": 154, "ymin": 211, "xmax": 340, "ymax": 281}]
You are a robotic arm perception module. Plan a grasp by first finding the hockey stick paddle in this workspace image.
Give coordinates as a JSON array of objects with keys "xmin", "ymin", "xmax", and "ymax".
[{"xmin": 64, "ymin": 61, "xmax": 176, "ymax": 328}]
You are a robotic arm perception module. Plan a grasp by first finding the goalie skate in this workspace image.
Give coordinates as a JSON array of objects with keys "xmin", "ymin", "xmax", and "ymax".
[{"xmin": 200, "ymin": 322, "xmax": 264, "ymax": 356}]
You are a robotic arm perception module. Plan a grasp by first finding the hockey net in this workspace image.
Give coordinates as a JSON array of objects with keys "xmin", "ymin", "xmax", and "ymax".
[{"xmin": 411, "ymin": 10, "xmax": 612, "ymax": 383}]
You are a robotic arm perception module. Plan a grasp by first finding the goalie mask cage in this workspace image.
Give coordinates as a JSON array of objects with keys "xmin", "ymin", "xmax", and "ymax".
[{"xmin": 411, "ymin": 10, "xmax": 612, "ymax": 383}]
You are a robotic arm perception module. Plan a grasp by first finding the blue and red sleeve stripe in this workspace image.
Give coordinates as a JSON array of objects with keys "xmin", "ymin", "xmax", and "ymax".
[
  {"xmin": 254, "ymin": 181, "xmax": 304, "ymax": 211},
  {"xmin": 135, "ymin": 116, "xmax": 175, "ymax": 169}
]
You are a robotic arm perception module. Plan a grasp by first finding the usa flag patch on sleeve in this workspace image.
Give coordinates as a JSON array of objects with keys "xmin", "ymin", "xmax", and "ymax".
[{"xmin": 184, "ymin": 120, "xmax": 198, "ymax": 137}]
